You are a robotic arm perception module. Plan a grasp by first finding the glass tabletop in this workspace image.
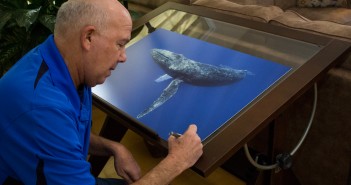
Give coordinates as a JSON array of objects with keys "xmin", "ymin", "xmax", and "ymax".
[
  {"xmin": 129, "ymin": 9, "xmax": 322, "ymax": 69},
  {"xmin": 93, "ymin": 8, "xmax": 323, "ymax": 142},
  {"xmin": 92, "ymin": 2, "xmax": 350, "ymax": 176}
]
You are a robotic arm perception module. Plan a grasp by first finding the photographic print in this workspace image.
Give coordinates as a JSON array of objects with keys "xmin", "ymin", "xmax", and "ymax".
[{"xmin": 92, "ymin": 28, "xmax": 292, "ymax": 141}]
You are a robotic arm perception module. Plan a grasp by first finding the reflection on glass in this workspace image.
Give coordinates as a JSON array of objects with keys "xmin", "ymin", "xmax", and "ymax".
[{"xmin": 129, "ymin": 10, "xmax": 322, "ymax": 69}]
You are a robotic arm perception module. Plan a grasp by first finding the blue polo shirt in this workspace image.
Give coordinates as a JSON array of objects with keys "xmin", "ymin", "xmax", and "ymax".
[{"xmin": 0, "ymin": 35, "xmax": 95, "ymax": 184}]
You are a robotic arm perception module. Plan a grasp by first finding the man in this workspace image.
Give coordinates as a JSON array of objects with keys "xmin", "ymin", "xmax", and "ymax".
[{"xmin": 0, "ymin": 0, "xmax": 203, "ymax": 184}]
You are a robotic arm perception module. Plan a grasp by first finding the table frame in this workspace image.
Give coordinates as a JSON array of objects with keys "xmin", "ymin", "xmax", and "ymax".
[{"xmin": 89, "ymin": 2, "xmax": 351, "ymax": 179}]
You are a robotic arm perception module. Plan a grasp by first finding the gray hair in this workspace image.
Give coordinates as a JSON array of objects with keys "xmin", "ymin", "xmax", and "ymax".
[{"xmin": 54, "ymin": 0, "xmax": 108, "ymax": 37}]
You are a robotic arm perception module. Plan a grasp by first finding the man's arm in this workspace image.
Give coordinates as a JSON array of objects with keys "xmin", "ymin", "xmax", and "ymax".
[
  {"xmin": 90, "ymin": 124, "xmax": 203, "ymax": 185},
  {"xmin": 89, "ymin": 133, "xmax": 142, "ymax": 183},
  {"xmin": 132, "ymin": 124, "xmax": 203, "ymax": 185}
]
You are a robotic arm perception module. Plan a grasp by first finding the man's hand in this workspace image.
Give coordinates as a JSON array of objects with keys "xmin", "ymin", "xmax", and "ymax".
[
  {"xmin": 89, "ymin": 133, "xmax": 141, "ymax": 184},
  {"xmin": 167, "ymin": 124, "xmax": 203, "ymax": 170},
  {"xmin": 112, "ymin": 144, "xmax": 141, "ymax": 184},
  {"xmin": 127, "ymin": 124, "xmax": 203, "ymax": 185}
]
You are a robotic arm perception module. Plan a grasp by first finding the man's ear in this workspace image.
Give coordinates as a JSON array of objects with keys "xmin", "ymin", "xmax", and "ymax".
[{"xmin": 81, "ymin": 25, "xmax": 96, "ymax": 51}]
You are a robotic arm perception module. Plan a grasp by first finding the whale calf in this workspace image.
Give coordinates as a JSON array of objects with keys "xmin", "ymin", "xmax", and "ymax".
[{"xmin": 137, "ymin": 49, "xmax": 253, "ymax": 118}]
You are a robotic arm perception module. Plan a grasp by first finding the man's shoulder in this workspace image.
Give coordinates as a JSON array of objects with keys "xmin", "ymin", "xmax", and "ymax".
[
  {"xmin": 33, "ymin": 75, "xmax": 76, "ymax": 113},
  {"xmin": 0, "ymin": 59, "xmax": 76, "ymax": 123}
]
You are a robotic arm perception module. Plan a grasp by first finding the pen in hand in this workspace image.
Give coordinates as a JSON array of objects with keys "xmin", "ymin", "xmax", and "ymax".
[{"xmin": 169, "ymin": 131, "xmax": 182, "ymax": 138}]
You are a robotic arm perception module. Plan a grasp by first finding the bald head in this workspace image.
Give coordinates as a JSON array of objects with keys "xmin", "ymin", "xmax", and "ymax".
[
  {"xmin": 53, "ymin": 0, "xmax": 132, "ymax": 88},
  {"xmin": 54, "ymin": 0, "xmax": 131, "ymax": 38}
]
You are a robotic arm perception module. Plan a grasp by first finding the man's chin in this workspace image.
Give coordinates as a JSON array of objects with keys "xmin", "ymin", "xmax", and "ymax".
[{"xmin": 92, "ymin": 78, "xmax": 108, "ymax": 87}]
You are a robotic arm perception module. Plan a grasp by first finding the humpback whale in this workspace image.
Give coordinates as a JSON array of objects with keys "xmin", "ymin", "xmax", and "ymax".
[{"xmin": 137, "ymin": 49, "xmax": 253, "ymax": 118}]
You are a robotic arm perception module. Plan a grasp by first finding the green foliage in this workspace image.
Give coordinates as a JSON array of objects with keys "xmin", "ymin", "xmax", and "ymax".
[{"xmin": 0, "ymin": 0, "xmax": 67, "ymax": 77}]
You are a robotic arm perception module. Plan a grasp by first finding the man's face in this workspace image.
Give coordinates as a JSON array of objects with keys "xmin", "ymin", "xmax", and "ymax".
[{"xmin": 84, "ymin": 18, "xmax": 132, "ymax": 87}]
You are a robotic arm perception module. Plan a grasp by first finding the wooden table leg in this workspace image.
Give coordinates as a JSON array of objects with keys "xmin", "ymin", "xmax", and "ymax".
[
  {"xmin": 269, "ymin": 114, "xmax": 301, "ymax": 185},
  {"xmin": 221, "ymin": 122, "xmax": 275, "ymax": 185},
  {"xmin": 89, "ymin": 115, "xmax": 128, "ymax": 177},
  {"xmin": 221, "ymin": 117, "xmax": 301, "ymax": 185},
  {"xmin": 347, "ymin": 161, "xmax": 351, "ymax": 185}
]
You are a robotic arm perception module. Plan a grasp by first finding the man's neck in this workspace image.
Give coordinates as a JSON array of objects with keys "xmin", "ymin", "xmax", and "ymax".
[{"xmin": 54, "ymin": 35, "xmax": 82, "ymax": 89}]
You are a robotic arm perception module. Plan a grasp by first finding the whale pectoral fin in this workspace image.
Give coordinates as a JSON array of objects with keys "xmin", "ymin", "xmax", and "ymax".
[
  {"xmin": 137, "ymin": 79, "xmax": 183, "ymax": 119},
  {"xmin": 155, "ymin": 74, "xmax": 173, "ymax": 82}
]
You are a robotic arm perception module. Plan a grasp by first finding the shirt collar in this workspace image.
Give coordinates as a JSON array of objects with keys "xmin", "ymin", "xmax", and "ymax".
[{"xmin": 38, "ymin": 35, "xmax": 81, "ymax": 117}]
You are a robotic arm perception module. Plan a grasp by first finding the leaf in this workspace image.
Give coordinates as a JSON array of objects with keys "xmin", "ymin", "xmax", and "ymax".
[
  {"xmin": 27, "ymin": 0, "xmax": 45, "ymax": 7},
  {"xmin": 0, "ymin": 11, "xmax": 11, "ymax": 30},
  {"xmin": 0, "ymin": 25, "xmax": 28, "ymax": 77},
  {"xmin": 38, "ymin": 14, "xmax": 56, "ymax": 33},
  {"xmin": 13, "ymin": 7, "xmax": 41, "ymax": 30},
  {"xmin": 0, "ymin": 44, "xmax": 22, "ymax": 77},
  {"xmin": 0, "ymin": 0, "xmax": 28, "ymax": 9},
  {"xmin": 0, "ymin": 0, "xmax": 67, "ymax": 77},
  {"xmin": 54, "ymin": 0, "xmax": 67, "ymax": 7}
]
